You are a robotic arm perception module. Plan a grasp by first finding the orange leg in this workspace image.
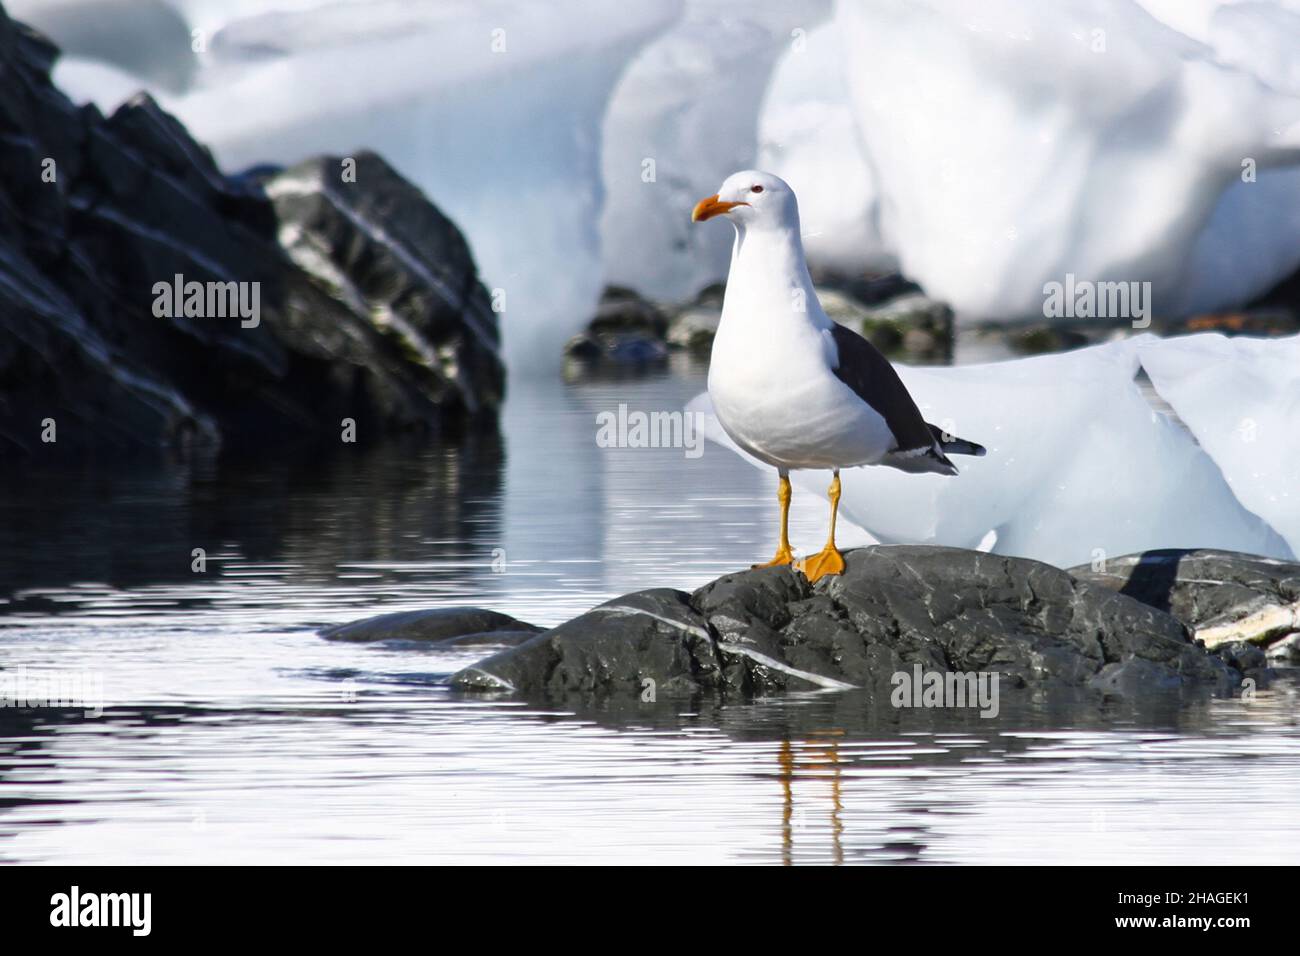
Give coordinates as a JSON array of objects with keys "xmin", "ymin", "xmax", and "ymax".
[
  {"xmin": 753, "ymin": 473, "xmax": 794, "ymax": 568},
  {"xmin": 797, "ymin": 471, "xmax": 846, "ymax": 583}
]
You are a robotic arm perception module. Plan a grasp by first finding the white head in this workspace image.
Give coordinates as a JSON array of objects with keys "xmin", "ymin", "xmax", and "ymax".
[{"xmin": 691, "ymin": 170, "xmax": 799, "ymax": 233}]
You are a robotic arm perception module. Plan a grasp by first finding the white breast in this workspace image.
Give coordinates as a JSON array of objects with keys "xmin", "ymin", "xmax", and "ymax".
[{"xmin": 706, "ymin": 229, "xmax": 894, "ymax": 470}]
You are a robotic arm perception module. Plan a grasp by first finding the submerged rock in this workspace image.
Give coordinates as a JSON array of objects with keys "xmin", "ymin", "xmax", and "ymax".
[
  {"xmin": 446, "ymin": 546, "xmax": 1263, "ymax": 700},
  {"xmin": 0, "ymin": 8, "xmax": 502, "ymax": 457},
  {"xmin": 563, "ymin": 330, "xmax": 668, "ymax": 367},
  {"xmin": 321, "ymin": 608, "xmax": 541, "ymax": 646},
  {"xmin": 1068, "ymin": 549, "xmax": 1300, "ymax": 652}
]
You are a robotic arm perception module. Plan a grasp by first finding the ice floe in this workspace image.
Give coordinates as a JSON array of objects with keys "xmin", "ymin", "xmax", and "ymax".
[
  {"xmin": 690, "ymin": 335, "xmax": 1297, "ymax": 568},
  {"xmin": 1137, "ymin": 333, "xmax": 1300, "ymax": 556}
]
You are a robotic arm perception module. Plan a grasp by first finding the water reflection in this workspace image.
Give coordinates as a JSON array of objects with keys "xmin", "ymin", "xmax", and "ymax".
[
  {"xmin": 0, "ymin": 661, "xmax": 1297, "ymax": 864},
  {"xmin": 0, "ymin": 433, "xmax": 505, "ymax": 608},
  {"xmin": 780, "ymin": 734, "xmax": 846, "ymax": 866}
]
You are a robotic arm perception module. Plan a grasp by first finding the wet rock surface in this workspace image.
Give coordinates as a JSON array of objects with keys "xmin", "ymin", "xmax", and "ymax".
[
  {"xmin": 451, "ymin": 589, "xmax": 719, "ymax": 695},
  {"xmin": 443, "ymin": 546, "xmax": 1264, "ymax": 700},
  {"xmin": 0, "ymin": 9, "xmax": 502, "ymax": 457},
  {"xmin": 1068, "ymin": 549, "xmax": 1300, "ymax": 653},
  {"xmin": 321, "ymin": 607, "xmax": 542, "ymax": 646}
]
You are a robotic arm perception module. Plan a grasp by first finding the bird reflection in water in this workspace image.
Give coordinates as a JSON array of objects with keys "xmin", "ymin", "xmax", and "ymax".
[{"xmin": 779, "ymin": 731, "xmax": 844, "ymax": 865}]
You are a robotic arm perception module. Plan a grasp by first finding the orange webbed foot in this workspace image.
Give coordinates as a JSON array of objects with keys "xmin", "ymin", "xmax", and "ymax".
[{"xmin": 796, "ymin": 546, "xmax": 845, "ymax": 583}]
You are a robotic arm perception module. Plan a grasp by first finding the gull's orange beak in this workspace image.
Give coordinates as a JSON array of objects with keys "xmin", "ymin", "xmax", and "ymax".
[{"xmin": 691, "ymin": 194, "xmax": 747, "ymax": 222}]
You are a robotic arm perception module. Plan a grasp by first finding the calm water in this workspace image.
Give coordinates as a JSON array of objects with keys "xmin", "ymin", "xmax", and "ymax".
[{"xmin": 2, "ymin": 359, "xmax": 1299, "ymax": 864}]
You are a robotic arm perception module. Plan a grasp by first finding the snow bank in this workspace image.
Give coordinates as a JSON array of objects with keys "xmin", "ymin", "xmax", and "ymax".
[{"xmin": 690, "ymin": 336, "xmax": 1294, "ymax": 568}]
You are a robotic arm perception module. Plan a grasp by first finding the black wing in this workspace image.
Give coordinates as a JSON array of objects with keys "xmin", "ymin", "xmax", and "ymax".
[{"xmin": 828, "ymin": 323, "xmax": 936, "ymax": 454}]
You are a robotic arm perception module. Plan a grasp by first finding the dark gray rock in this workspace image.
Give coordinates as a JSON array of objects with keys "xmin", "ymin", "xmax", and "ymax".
[
  {"xmin": 451, "ymin": 546, "xmax": 1259, "ymax": 700},
  {"xmin": 321, "ymin": 607, "xmax": 541, "ymax": 645},
  {"xmin": 704, "ymin": 547, "xmax": 1241, "ymax": 694},
  {"xmin": 664, "ymin": 284, "xmax": 724, "ymax": 354},
  {"xmin": 665, "ymin": 305, "xmax": 721, "ymax": 353},
  {"xmin": 1212, "ymin": 640, "xmax": 1272, "ymax": 675},
  {"xmin": 825, "ymin": 271, "xmax": 920, "ymax": 306},
  {"xmin": 563, "ymin": 286, "xmax": 670, "ymax": 368},
  {"xmin": 0, "ymin": 8, "xmax": 502, "ymax": 457},
  {"xmin": 453, "ymin": 590, "xmax": 719, "ymax": 695},
  {"xmin": 587, "ymin": 286, "xmax": 667, "ymax": 339},
  {"xmin": 263, "ymin": 153, "xmax": 503, "ymax": 420},
  {"xmin": 1068, "ymin": 549, "xmax": 1300, "ymax": 650},
  {"xmin": 563, "ymin": 330, "xmax": 668, "ymax": 367},
  {"xmin": 827, "ymin": 290, "xmax": 954, "ymax": 363},
  {"xmin": 432, "ymin": 630, "xmax": 541, "ymax": 649}
]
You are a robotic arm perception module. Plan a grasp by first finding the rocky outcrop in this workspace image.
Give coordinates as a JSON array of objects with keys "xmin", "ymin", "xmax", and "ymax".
[
  {"xmin": 1069, "ymin": 549, "xmax": 1300, "ymax": 660},
  {"xmin": 442, "ymin": 546, "xmax": 1267, "ymax": 700},
  {"xmin": 0, "ymin": 8, "xmax": 502, "ymax": 457},
  {"xmin": 263, "ymin": 154, "xmax": 503, "ymax": 420}
]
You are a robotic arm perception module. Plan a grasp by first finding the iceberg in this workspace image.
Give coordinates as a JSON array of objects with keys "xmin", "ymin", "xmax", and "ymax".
[
  {"xmin": 831, "ymin": 0, "xmax": 1300, "ymax": 321},
  {"xmin": 1138, "ymin": 0, "xmax": 1300, "ymax": 315},
  {"xmin": 755, "ymin": 19, "xmax": 892, "ymax": 277},
  {"xmin": 598, "ymin": 0, "xmax": 829, "ymax": 303},
  {"xmin": 6, "ymin": 0, "xmax": 198, "ymax": 92},
  {"xmin": 1136, "ymin": 0, "xmax": 1300, "ymax": 91},
  {"xmin": 690, "ymin": 336, "xmax": 1294, "ymax": 569}
]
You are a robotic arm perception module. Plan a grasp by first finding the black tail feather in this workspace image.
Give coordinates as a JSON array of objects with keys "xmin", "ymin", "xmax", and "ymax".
[{"xmin": 927, "ymin": 422, "xmax": 986, "ymax": 457}]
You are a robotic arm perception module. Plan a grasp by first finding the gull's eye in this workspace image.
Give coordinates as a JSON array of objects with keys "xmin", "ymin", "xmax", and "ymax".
[{"xmin": 751, "ymin": 185, "xmax": 764, "ymax": 193}]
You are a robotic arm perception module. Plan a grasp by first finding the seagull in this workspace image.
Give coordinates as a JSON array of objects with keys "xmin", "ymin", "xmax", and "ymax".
[{"xmin": 692, "ymin": 170, "xmax": 985, "ymax": 582}]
